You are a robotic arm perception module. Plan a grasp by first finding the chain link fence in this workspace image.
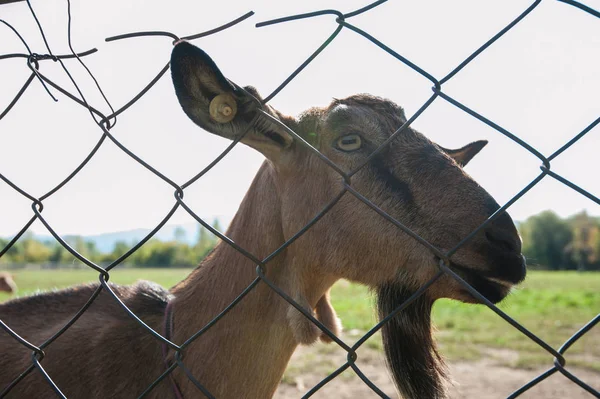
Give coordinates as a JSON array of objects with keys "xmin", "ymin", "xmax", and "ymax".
[{"xmin": 0, "ymin": 0, "xmax": 599, "ymax": 397}]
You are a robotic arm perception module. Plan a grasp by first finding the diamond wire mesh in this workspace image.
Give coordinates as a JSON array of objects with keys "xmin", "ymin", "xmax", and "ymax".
[{"xmin": 0, "ymin": 0, "xmax": 599, "ymax": 398}]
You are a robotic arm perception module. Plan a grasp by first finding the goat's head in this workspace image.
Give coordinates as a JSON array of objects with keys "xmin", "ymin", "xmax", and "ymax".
[{"xmin": 171, "ymin": 42, "xmax": 525, "ymax": 398}]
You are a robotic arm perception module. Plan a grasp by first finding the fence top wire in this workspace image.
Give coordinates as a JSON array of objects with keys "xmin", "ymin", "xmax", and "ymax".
[{"xmin": 0, "ymin": 0, "xmax": 599, "ymax": 398}]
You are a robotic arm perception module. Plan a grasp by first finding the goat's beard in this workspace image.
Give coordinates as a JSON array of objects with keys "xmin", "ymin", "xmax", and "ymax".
[{"xmin": 376, "ymin": 283, "xmax": 448, "ymax": 399}]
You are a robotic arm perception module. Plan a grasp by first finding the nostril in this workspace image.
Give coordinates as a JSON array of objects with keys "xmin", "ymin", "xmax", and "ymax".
[{"xmin": 485, "ymin": 229, "xmax": 520, "ymax": 253}]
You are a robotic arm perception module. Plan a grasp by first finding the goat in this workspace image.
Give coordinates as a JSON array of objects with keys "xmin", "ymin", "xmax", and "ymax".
[
  {"xmin": 0, "ymin": 273, "xmax": 16, "ymax": 294},
  {"xmin": 0, "ymin": 41, "xmax": 526, "ymax": 399}
]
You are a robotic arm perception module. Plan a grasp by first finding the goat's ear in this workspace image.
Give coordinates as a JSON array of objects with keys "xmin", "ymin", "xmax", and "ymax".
[
  {"xmin": 441, "ymin": 140, "xmax": 487, "ymax": 167},
  {"xmin": 170, "ymin": 41, "xmax": 293, "ymax": 158}
]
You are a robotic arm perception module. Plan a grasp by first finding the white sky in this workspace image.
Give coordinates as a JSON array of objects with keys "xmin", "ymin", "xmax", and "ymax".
[{"xmin": 0, "ymin": 0, "xmax": 599, "ymax": 237}]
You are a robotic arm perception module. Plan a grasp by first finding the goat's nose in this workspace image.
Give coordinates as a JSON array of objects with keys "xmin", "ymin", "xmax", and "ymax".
[
  {"xmin": 485, "ymin": 213, "xmax": 522, "ymax": 254},
  {"xmin": 485, "ymin": 228, "xmax": 521, "ymax": 253}
]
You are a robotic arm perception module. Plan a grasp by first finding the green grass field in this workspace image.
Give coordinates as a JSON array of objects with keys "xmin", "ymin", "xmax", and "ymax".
[{"xmin": 1, "ymin": 269, "xmax": 598, "ymax": 370}]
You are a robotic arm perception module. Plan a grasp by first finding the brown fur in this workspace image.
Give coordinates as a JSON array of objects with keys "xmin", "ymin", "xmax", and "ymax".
[
  {"xmin": 0, "ymin": 273, "xmax": 16, "ymax": 294},
  {"xmin": 0, "ymin": 42, "xmax": 526, "ymax": 399}
]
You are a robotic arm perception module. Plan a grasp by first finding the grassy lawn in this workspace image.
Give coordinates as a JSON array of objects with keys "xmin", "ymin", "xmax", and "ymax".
[{"xmin": 1, "ymin": 269, "xmax": 598, "ymax": 370}]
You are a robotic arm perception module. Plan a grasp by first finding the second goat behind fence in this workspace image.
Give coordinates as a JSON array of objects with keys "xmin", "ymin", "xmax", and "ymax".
[{"xmin": 0, "ymin": 273, "xmax": 16, "ymax": 294}]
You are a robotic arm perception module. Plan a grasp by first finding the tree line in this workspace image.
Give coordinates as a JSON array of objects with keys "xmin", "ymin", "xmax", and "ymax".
[
  {"xmin": 520, "ymin": 210, "xmax": 600, "ymax": 271},
  {"xmin": 1, "ymin": 212, "xmax": 599, "ymax": 270},
  {"xmin": 0, "ymin": 221, "xmax": 221, "ymax": 269}
]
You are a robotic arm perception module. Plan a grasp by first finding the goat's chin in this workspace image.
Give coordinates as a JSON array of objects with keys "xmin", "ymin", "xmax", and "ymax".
[{"xmin": 376, "ymin": 283, "xmax": 448, "ymax": 399}]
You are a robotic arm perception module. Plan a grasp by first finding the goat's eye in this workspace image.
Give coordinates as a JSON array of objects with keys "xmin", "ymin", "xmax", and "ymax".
[{"xmin": 336, "ymin": 134, "xmax": 362, "ymax": 152}]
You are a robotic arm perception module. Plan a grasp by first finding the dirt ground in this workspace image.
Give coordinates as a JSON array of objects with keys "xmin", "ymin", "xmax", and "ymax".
[{"xmin": 274, "ymin": 340, "xmax": 600, "ymax": 399}]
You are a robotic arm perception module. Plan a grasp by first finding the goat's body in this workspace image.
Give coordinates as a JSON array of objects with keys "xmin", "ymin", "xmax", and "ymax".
[
  {"xmin": 0, "ymin": 268, "xmax": 298, "ymax": 399},
  {"xmin": 0, "ymin": 282, "xmax": 173, "ymax": 398},
  {"xmin": 0, "ymin": 164, "xmax": 304, "ymax": 398}
]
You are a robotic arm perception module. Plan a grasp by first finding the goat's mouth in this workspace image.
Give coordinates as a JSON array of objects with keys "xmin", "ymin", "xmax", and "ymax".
[
  {"xmin": 451, "ymin": 263, "xmax": 510, "ymax": 304},
  {"xmin": 448, "ymin": 259, "xmax": 524, "ymax": 304}
]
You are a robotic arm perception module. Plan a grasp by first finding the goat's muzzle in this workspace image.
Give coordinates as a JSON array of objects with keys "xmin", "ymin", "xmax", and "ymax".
[{"xmin": 450, "ymin": 209, "xmax": 527, "ymax": 303}]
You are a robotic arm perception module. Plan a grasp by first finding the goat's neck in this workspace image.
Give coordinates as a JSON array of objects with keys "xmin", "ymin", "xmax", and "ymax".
[{"xmin": 169, "ymin": 161, "xmax": 332, "ymax": 398}]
